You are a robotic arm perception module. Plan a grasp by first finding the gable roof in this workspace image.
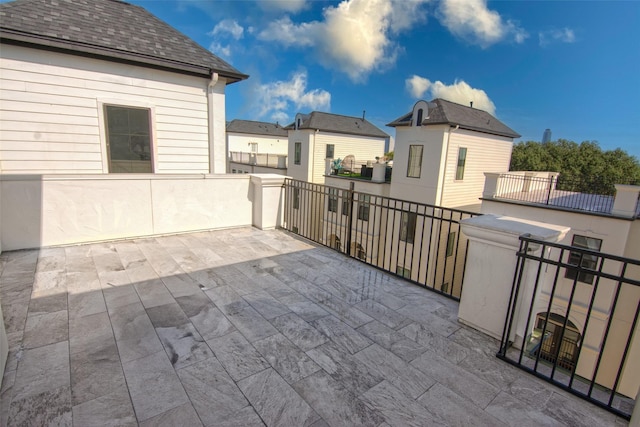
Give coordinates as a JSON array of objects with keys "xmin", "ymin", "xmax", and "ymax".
[
  {"xmin": 285, "ymin": 111, "xmax": 389, "ymax": 138},
  {"xmin": 0, "ymin": 0, "xmax": 248, "ymax": 83},
  {"xmin": 227, "ymin": 120, "xmax": 288, "ymax": 137},
  {"xmin": 386, "ymin": 98, "xmax": 520, "ymax": 138}
]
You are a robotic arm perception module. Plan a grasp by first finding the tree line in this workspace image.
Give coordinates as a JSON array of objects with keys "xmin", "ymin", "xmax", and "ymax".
[{"xmin": 510, "ymin": 140, "xmax": 640, "ymax": 194}]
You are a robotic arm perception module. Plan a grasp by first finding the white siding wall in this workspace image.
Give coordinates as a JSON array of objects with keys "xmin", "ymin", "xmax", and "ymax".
[
  {"xmin": 312, "ymin": 133, "xmax": 385, "ymax": 184},
  {"xmin": 440, "ymin": 130, "xmax": 512, "ymax": 208},
  {"xmin": 0, "ymin": 44, "xmax": 222, "ymax": 174},
  {"xmin": 227, "ymin": 133, "xmax": 288, "ymax": 155},
  {"xmin": 389, "ymin": 126, "xmax": 447, "ymax": 204},
  {"xmin": 286, "ymin": 130, "xmax": 313, "ymax": 182}
]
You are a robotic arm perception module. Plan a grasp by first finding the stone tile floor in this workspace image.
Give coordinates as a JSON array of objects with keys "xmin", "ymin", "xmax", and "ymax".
[{"xmin": 0, "ymin": 227, "xmax": 630, "ymax": 426}]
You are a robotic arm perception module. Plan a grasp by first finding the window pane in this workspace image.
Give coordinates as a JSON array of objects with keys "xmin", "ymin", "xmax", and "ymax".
[
  {"xmin": 326, "ymin": 144, "xmax": 334, "ymax": 159},
  {"xmin": 446, "ymin": 231, "xmax": 456, "ymax": 257},
  {"xmin": 400, "ymin": 211, "xmax": 416, "ymax": 244},
  {"xmin": 358, "ymin": 194, "xmax": 370, "ymax": 221},
  {"xmin": 407, "ymin": 145, "xmax": 423, "ymax": 178},
  {"xmin": 105, "ymin": 105, "xmax": 152, "ymax": 173},
  {"xmin": 294, "ymin": 142, "xmax": 301, "ymax": 165},
  {"xmin": 456, "ymin": 147, "xmax": 467, "ymax": 180},
  {"xmin": 565, "ymin": 234, "xmax": 602, "ymax": 284}
]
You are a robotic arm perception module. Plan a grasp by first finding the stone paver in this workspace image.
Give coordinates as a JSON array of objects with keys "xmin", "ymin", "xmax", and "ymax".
[{"xmin": 0, "ymin": 227, "xmax": 630, "ymax": 426}]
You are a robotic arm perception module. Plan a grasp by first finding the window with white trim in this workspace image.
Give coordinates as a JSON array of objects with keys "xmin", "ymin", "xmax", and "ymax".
[
  {"xmin": 407, "ymin": 145, "xmax": 423, "ymax": 178},
  {"xmin": 565, "ymin": 235, "xmax": 602, "ymax": 284},
  {"xmin": 105, "ymin": 105, "xmax": 152, "ymax": 173},
  {"xmin": 294, "ymin": 142, "xmax": 302, "ymax": 165},
  {"xmin": 455, "ymin": 147, "xmax": 467, "ymax": 180}
]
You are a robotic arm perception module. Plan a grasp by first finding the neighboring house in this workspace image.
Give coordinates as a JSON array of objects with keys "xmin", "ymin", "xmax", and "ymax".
[
  {"xmin": 386, "ymin": 99, "xmax": 520, "ymax": 211},
  {"xmin": 226, "ymin": 119, "xmax": 288, "ymax": 174},
  {"xmin": 0, "ymin": 0, "xmax": 247, "ymax": 175},
  {"xmin": 286, "ymin": 111, "xmax": 389, "ymax": 184},
  {"xmin": 474, "ymin": 172, "xmax": 640, "ymax": 402}
]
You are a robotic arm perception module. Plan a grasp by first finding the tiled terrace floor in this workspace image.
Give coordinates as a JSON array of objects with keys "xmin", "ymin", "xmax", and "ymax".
[{"xmin": 0, "ymin": 227, "xmax": 630, "ymax": 426}]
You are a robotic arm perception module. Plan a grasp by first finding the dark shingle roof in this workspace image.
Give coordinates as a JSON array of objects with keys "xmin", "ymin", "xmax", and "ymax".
[
  {"xmin": 227, "ymin": 120, "xmax": 288, "ymax": 137},
  {"xmin": 0, "ymin": 0, "xmax": 248, "ymax": 82},
  {"xmin": 285, "ymin": 111, "xmax": 389, "ymax": 138},
  {"xmin": 386, "ymin": 99, "xmax": 520, "ymax": 138}
]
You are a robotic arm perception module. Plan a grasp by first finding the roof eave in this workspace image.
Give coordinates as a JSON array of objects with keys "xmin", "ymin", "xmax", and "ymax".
[{"xmin": 0, "ymin": 30, "xmax": 249, "ymax": 83}]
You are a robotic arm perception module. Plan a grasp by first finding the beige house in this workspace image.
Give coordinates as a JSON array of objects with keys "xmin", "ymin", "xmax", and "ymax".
[
  {"xmin": 460, "ymin": 173, "xmax": 640, "ymax": 404},
  {"xmin": 286, "ymin": 111, "xmax": 389, "ymax": 184}
]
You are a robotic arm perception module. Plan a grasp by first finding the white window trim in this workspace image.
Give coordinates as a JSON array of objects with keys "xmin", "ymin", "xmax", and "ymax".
[{"xmin": 97, "ymin": 99, "xmax": 157, "ymax": 174}]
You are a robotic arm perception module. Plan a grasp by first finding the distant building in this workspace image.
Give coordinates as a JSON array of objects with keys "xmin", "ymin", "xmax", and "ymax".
[
  {"xmin": 226, "ymin": 120, "xmax": 288, "ymax": 174},
  {"xmin": 542, "ymin": 128, "xmax": 552, "ymax": 143}
]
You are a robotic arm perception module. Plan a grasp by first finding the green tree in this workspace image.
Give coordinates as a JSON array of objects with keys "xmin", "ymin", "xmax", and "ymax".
[{"xmin": 510, "ymin": 140, "xmax": 640, "ymax": 194}]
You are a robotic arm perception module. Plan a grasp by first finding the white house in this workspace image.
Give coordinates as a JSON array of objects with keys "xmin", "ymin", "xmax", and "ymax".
[
  {"xmin": 226, "ymin": 119, "xmax": 288, "ymax": 174},
  {"xmin": 386, "ymin": 99, "xmax": 520, "ymax": 211},
  {"xmin": 286, "ymin": 111, "xmax": 389, "ymax": 184},
  {"xmin": 0, "ymin": 0, "xmax": 247, "ymax": 175}
]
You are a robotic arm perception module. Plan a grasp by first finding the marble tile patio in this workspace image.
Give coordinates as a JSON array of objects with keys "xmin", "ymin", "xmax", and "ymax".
[{"xmin": 0, "ymin": 227, "xmax": 630, "ymax": 426}]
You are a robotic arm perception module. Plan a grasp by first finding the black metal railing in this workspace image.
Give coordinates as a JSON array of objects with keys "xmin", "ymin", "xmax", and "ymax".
[
  {"xmin": 495, "ymin": 174, "xmax": 639, "ymax": 215},
  {"xmin": 282, "ymin": 179, "xmax": 478, "ymax": 300},
  {"xmin": 498, "ymin": 235, "xmax": 640, "ymax": 419},
  {"xmin": 229, "ymin": 152, "xmax": 287, "ymax": 168}
]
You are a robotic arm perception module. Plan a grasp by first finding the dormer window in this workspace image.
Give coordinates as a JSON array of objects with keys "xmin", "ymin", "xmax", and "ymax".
[
  {"xmin": 296, "ymin": 118, "xmax": 302, "ymax": 129},
  {"xmin": 416, "ymin": 109, "xmax": 423, "ymax": 126}
]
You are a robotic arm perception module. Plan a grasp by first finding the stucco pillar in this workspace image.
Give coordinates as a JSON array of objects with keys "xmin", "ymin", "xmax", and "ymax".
[
  {"xmin": 371, "ymin": 163, "xmax": 386, "ymax": 183},
  {"xmin": 612, "ymin": 184, "xmax": 640, "ymax": 218},
  {"xmin": 250, "ymin": 174, "xmax": 289, "ymax": 230},
  {"xmin": 482, "ymin": 172, "xmax": 501, "ymax": 199},
  {"xmin": 458, "ymin": 214, "xmax": 569, "ymax": 342}
]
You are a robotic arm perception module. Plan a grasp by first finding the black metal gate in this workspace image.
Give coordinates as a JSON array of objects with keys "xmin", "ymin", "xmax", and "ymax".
[
  {"xmin": 498, "ymin": 235, "xmax": 640, "ymax": 420},
  {"xmin": 282, "ymin": 178, "xmax": 477, "ymax": 300}
]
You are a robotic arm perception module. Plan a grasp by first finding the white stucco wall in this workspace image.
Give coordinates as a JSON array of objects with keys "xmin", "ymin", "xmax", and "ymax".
[
  {"xmin": 287, "ymin": 130, "xmax": 313, "ymax": 182},
  {"xmin": 0, "ymin": 174, "xmax": 252, "ymax": 251},
  {"xmin": 0, "ymin": 44, "xmax": 227, "ymax": 174}
]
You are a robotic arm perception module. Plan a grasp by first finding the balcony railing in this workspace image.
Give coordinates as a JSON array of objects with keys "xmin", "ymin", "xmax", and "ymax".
[
  {"xmin": 498, "ymin": 235, "xmax": 640, "ymax": 420},
  {"xmin": 282, "ymin": 178, "xmax": 477, "ymax": 300},
  {"xmin": 229, "ymin": 151, "xmax": 287, "ymax": 169},
  {"xmin": 494, "ymin": 173, "xmax": 640, "ymax": 215}
]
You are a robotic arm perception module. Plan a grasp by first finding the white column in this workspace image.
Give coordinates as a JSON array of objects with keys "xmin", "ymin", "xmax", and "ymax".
[
  {"xmin": 372, "ymin": 163, "xmax": 386, "ymax": 183},
  {"xmin": 458, "ymin": 214, "xmax": 569, "ymax": 342},
  {"xmin": 612, "ymin": 184, "xmax": 640, "ymax": 218},
  {"xmin": 482, "ymin": 172, "xmax": 501, "ymax": 199},
  {"xmin": 250, "ymin": 174, "xmax": 289, "ymax": 230}
]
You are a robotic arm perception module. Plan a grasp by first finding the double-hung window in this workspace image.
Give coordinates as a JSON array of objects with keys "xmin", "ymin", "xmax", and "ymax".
[
  {"xmin": 328, "ymin": 188, "xmax": 338, "ymax": 212},
  {"xmin": 400, "ymin": 212, "xmax": 417, "ymax": 244},
  {"xmin": 105, "ymin": 105, "xmax": 152, "ymax": 173},
  {"xmin": 407, "ymin": 145, "xmax": 423, "ymax": 178},
  {"xmin": 294, "ymin": 142, "xmax": 302, "ymax": 165},
  {"xmin": 326, "ymin": 144, "xmax": 335, "ymax": 159},
  {"xmin": 455, "ymin": 147, "xmax": 467, "ymax": 180},
  {"xmin": 358, "ymin": 194, "xmax": 370, "ymax": 221},
  {"xmin": 565, "ymin": 235, "xmax": 602, "ymax": 284}
]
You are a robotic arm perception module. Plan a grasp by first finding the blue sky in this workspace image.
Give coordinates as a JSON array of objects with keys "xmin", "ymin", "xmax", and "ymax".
[{"xmin": 129, "ymin": 0, "xmax": 640, "ymax": 159}]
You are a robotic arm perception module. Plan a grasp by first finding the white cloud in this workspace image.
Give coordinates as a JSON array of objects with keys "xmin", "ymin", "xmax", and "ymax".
[
  {"xmin": 253, "ymin": 71, "xmax": 331, "ymax": 122},
  {"xmin": 209, "ymin": 41, "xmax": 231, "ymax": 59},
  {"xmin": 210, "ymin": 19, "xmax": 244, "ymax": 40},
  {"xmin": 406, "ymin": 75, "xmax": 432, "ymax": 99},
  {"xmin": 539, "ymin": 28, "xmax": 576, "ymax": 46},
  {"xmin": 405, "ymin": 75, "xmax": 496, "ymax": 116},
  {"xmin": 258, "ymin": 0, "xmax": 430, "ymax": 81},
  {"xmin": 438, "ymin": 0, "xmax": 527, "ymax": 47},
  {"xmin": 258, "ymin": 0, "xmax": 308, "ymax": 13}
]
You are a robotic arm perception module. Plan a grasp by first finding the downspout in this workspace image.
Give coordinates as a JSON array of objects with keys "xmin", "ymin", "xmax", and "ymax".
[
  {"xmin": 208, "ymin": 71, "xmax": 219, "ymax": 174},
  {"xmin": 439, "ymin": 124, "xmax": 459, "ymax": 206},
  {"xmin": 312, "ymin": 129, "xmax": 319, "ymax": 182}
]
